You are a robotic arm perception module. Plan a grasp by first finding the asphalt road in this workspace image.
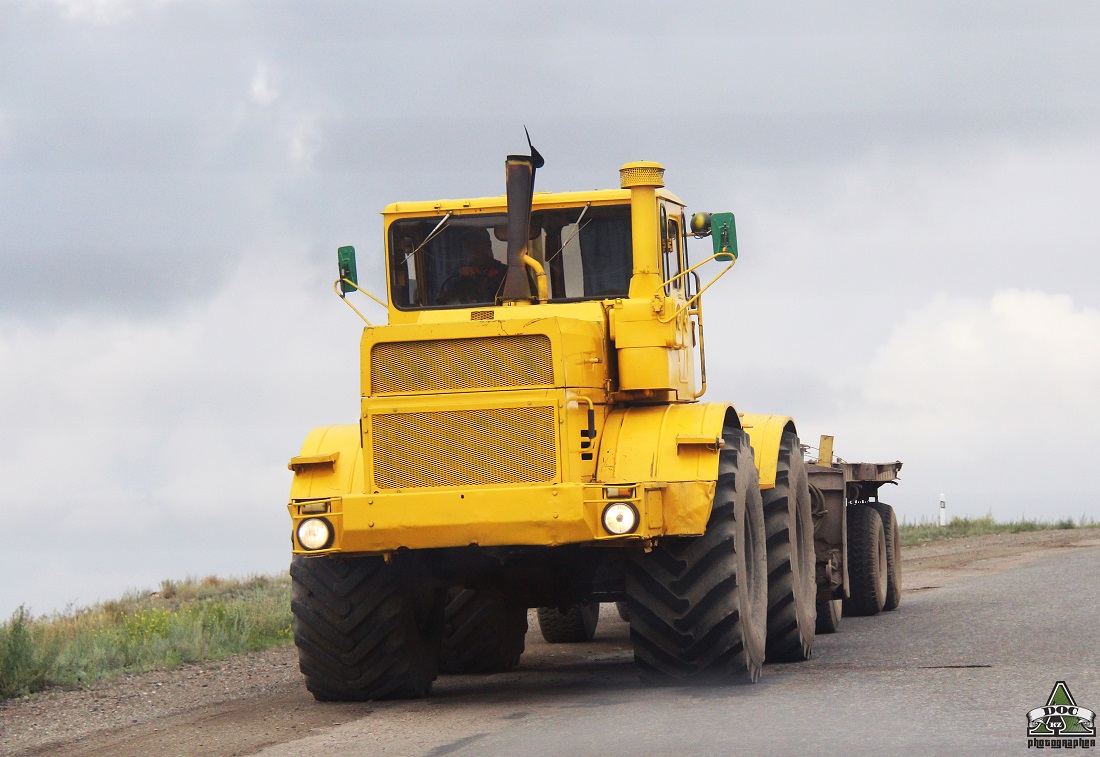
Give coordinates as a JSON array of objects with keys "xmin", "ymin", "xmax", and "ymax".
[{"xmin": 253, "ymin": 538, "xmax": 1100, "ymax": 757}]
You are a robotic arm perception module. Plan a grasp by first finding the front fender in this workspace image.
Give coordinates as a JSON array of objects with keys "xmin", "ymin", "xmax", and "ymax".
[
  {"xmin": 596, "ymin": 402, "xmax": 740, "ymax": 536},
  {"xmin": 288, "ymin": 424, "xmax": 364, "ymax": 500}
]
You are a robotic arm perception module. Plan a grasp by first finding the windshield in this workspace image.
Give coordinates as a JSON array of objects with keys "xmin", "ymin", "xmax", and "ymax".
[{"xmin": 388, "ymin": 205, "xmax": 632, "ymax": 309}]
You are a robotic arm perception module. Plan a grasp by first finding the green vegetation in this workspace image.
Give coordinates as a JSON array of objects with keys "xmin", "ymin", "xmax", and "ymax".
[
  {"xmin": 899, "ymin": 514, "xmax": 1096, "ymax": 547},
  {"xmin": 0, "ymin": 574, "xmax": 291, "ymax": 701}
]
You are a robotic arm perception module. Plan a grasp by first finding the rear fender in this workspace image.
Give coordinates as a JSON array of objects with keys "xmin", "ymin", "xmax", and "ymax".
[{"xmin": 739, "ymin": 413, "xmax": 797, "ymax": 490}]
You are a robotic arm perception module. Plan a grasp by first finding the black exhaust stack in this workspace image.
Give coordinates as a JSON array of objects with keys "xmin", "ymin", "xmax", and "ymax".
[{"xmin": 501, "ymin": 130, "xmax": 544, "ymax": 301}]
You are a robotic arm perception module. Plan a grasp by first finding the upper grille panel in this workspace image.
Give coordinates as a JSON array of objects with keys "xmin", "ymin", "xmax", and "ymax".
[{"xmin": 370, "ymin": 335, "xmax": 554, "ymax": 394}]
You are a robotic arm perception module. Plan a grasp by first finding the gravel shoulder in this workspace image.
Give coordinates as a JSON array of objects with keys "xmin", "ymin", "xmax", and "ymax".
[{"xmin": 3, "ymin": 527, "xmax": 1098, "ymax": 756}]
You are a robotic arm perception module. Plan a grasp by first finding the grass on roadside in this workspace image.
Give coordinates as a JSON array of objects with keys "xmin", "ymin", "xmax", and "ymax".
[
  {"xmin": 899, "ymin": 514, "xmax": 1095, "ymax": 547},
  {"xmin": 0, "ymin": 574, "xmax": 292, "ymax": 702}
]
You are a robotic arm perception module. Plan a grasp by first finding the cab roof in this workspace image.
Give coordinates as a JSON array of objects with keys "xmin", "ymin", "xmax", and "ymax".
[{"xmin": 383, "ymin": 187, "xmax": 684, "ymax": 217}]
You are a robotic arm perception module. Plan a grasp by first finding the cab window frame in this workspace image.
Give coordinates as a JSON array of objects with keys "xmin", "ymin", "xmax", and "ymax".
[{"xmin": 386, "ymin": 203, "xmax": 634, "ymax": 310}]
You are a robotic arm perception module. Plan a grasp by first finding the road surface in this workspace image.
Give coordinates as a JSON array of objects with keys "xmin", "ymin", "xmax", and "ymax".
[{"xmin": 4, "ymin": 529, "xmax": 1098, "ymax": 756}]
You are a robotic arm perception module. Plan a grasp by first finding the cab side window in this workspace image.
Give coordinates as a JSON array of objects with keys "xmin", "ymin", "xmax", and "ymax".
[{"xmin": 661, "ymin": 204, "xmax": 683, "ymax": 295}]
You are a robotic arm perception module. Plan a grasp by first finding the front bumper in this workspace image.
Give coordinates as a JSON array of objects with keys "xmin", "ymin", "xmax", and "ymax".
[{"xmin": 289, "ymin": 480, "xmax": 710, "ymax": 556}]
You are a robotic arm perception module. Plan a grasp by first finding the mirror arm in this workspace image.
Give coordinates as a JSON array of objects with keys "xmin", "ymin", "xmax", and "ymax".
[
  {"xmin": 655, "ymin": 252, "xmax": 722, "ymax": 293},
  {"xmin": 332, "ymin": 278, "xmax": 387, "ymax": 326},
  {"xmin": 656, "ymin": 257, "xmax": 736, "ymax": 323}
]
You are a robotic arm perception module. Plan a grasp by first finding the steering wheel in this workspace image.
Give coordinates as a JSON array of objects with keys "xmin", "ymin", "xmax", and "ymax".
[{"xmin": 438, "ymin": 273, "xmax": 487, "ymax": 305}]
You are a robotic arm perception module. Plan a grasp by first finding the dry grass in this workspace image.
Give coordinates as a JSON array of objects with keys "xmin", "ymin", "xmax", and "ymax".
[
  {"xmin": 899, "ymin": 514, "xmax": 1096, "ymax": 547},
  {"xmin": 0, "ymin": 574, "xmax": 291, "ymax": 701}
]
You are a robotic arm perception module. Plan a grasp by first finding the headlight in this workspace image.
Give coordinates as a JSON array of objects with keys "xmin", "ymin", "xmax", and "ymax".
[
  {"xmin": 602, "ymin": 502, "xmax": 638, "ymax": 535},
  {"xmin": 297, "ymin": 517, "xmax": 334, "ymax": 550}
]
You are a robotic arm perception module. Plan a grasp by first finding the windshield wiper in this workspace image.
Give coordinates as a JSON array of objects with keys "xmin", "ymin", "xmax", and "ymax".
[
  {"xmin": 401, "ymin": 211, "xmax": 453, "ymax": 264},
  {"xmin": 545, "ymin": 203, "xmax": 590, "ymax": 265}
]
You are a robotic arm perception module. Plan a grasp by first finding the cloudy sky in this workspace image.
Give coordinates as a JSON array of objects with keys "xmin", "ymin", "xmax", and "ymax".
[{"xmin": 2, "ymin": 0, "xmax": 1098, "ymax": 617}]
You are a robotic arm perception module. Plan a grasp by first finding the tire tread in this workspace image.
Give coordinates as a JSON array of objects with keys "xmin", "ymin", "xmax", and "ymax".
[
  {"xmin": 440, "ymin": 588, "xmax": 527, "ymax": 673},
  {"xmin": 291, "ymin": 556, "xmax": 441, "ymax": 701},
  {"xmin": 762, "ymin": 432, "xmax": 816, "ymax": 662},
  {"xmin": 625, "ymin": 428, "xmax": 767, "ymax": 684},
  {"xmin": 536, "ymin": 602, "xmax": 599, "ymax": 643},
  {"xmin": 843, "ymin": 505, "xmax": 887, "ymax": 617}
]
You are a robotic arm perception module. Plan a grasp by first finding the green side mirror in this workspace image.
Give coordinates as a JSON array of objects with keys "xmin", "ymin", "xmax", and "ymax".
[
  {"xmin": 710, "ymin": 212, "xmax": 738, "ymax": 262},
  {"xmin": 337, "ymin": 245, "xmax": 358, "ymax": 295}
]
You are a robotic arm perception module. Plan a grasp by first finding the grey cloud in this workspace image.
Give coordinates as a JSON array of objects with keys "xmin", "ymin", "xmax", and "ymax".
[{"xmin": 4, "ymin": 1, "xmax": 1098, "ymax": 317}]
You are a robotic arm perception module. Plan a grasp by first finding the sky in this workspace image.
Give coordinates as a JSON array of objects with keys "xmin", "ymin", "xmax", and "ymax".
[{"xmin": 1, "ymin": 0, "xmax": 1098, "ymax": 617}]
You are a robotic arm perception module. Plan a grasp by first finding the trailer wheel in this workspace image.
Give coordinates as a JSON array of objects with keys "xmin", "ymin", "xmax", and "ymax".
[
  {"xmin": 843, "ymin": 505, "xmax": 887, "ymax": 616},
  {"xmin": 440, "ymin": 588, "xmax": 527, "ymax": 674},
  {"xmin": 536, "ymin": 602, "xmax": 600, "ymax": 643},
  {"xmin": 868, "ymin": 502, "xmax": 902, "ymax": 611},
  {"xmin": 763, "ymin": 431, "xmax": 817, "ymax": 662},
  {"xmin": 290, "ymin": 555, "xmax": 443, "ymax": 701},
  {"xmin": 626, "ymin": 427, "xmax": 767, "ymax": 684},
  {"xmin": 816, "ymin": 597, "xmax": 842, "ymax": 634}
]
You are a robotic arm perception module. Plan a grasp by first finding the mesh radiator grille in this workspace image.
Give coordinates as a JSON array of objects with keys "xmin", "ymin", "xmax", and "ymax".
[
  {"xmin": 371, "ymin": 406, "xmax": 558, "ymax": 489},
  {"xmin": 371, "ymin": 335, "xmax": 553, "ymax": 394}
]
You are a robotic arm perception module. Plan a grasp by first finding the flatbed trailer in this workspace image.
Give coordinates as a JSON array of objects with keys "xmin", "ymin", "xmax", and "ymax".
[{"xmin": 807, "ymin": 437, "xmax": 903, "ymax": 632}]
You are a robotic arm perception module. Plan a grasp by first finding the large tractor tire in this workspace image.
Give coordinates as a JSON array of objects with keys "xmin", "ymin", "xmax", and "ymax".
[
  {"xmin": 816, "ymin": 597, "xmax": 842, "ymax": 634},
  {"xmin": 290, "ymin": 555, "xmax": 443, "ymax": 701},
  {"xmin": 440, "ymin": 588, "xmax": 528, "ymax": 674},
  {"xmin": 625, "ymin": 427, "xmax": 767, "ymax": 685},
  {"xmin": 843, "ymin": 504, "xmax": 887, "ymax": 617},
  {"xmin": 868, "ymin": 502, "xmax": 903, "ymax": 611},
  {"xmin": 536, "ymin": 602, "xmax": 600, "ymax": 643},
  {"xmin": 762, "ymin": 431, "xmax": 817, "ymax": 662}
]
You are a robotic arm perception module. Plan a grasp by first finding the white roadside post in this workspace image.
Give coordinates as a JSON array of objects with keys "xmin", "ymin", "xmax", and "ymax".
[{"xmin": 939, "ymin": 494, "xmax": 946, "ymax": 527}]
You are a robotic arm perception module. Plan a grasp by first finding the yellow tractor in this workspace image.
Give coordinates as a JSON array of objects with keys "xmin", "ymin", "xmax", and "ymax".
[{"xmin": 287, "ymin": 144, "xmax": 903, "ymax": 700}]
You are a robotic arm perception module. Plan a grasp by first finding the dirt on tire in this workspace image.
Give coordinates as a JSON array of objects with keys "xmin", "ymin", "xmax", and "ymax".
[
  {"xmin": 867, "ymin": 502, "xmax": 902, "ymax": 610},
  {"xmin": 761, "ymin": 431, "xmax": 817, "ymax": 662},
  {"xmin": 843, "ymin": 504, "xmax": 887, "ymax": 616}
]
